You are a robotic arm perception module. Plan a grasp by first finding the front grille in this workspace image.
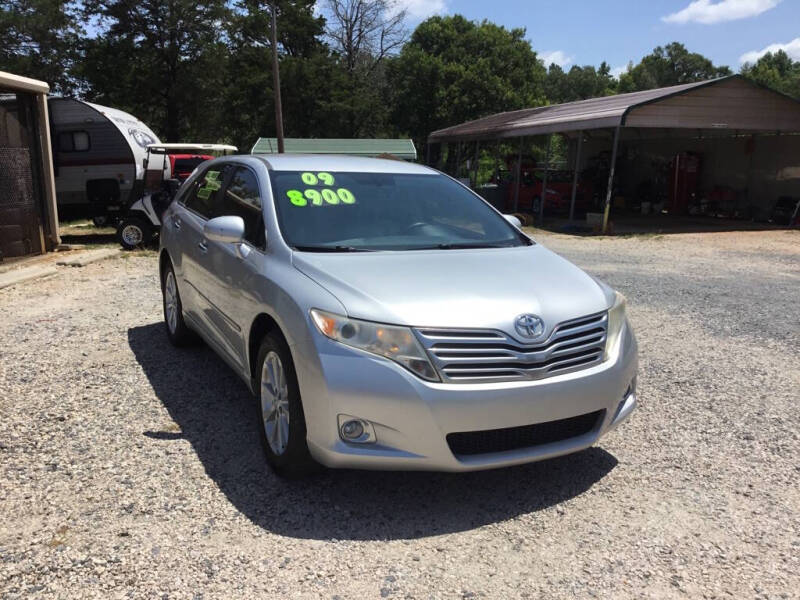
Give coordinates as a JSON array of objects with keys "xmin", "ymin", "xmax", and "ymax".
[
  {"xmin": 446, "ymin": 410, "xmax": 604, "ymax": 457},
  {"xmin": 416, "ymin": 312, "xmax": 608, "ymax": 383}
]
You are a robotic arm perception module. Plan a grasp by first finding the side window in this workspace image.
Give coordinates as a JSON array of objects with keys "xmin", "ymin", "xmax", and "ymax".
[
  {"xmin": 182, "ymin": 164, "xmax": 233, "ymax": 219},
  {"xmin": 220, "ymin": 167, "xmax": 265, "ymax": 248},
  {"xmin": 58, "ymin": 131, "xmax": 90, "ymax": 152}
]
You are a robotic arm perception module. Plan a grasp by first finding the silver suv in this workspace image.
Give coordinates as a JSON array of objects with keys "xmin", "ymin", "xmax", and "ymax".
[{"xmin": 159, "ymin": 155, "xmax": 638, "ymax": 475}]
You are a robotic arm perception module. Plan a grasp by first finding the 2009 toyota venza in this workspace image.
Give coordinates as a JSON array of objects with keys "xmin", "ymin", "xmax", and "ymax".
[{"xmin": 159, "ymin": 155, "xmax": 638, "ymax": 475}]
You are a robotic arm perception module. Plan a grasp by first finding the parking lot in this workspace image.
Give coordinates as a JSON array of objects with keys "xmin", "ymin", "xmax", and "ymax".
[{"xmin": 1, "ymin": 229, "xmax": 798, "ymax": 599}]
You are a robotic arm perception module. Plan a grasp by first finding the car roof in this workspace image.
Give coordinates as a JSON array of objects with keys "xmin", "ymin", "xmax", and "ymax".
[{"xmin": 252, "ymin": 154, "xmax": 438, "ymax": 175}]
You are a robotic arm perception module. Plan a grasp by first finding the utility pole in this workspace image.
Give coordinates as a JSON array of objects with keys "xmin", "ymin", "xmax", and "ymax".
[{"xmin": 271, "ymin": 1, "xmax": 285, "ymax": 153}]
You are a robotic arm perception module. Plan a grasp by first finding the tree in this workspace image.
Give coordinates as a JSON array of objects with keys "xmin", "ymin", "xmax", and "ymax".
[
  {"xmin": 224, "ymin": 0, "xmax": 347, "ymax": 149},
  {"xmin": 79, "ymin": 0, "xmax": 231, "ymax": 141},
  {"xmin": 618, "ymin": 42, "xmax": 731, "ymax": 92},
  {"xmin": 388, "ymin": 15, "xmax": 547, "ymax": 153},
  {"xmin": 741, "ymin": 50, "xmax": 800, "ymax": 99},
  {"xmin": 546, "ymin": 62, "xmax": 616, "ymax": 104},
  {"xmin": 321, "ymin": 0, "xmax": 407, "ymax": 137},
  {"xmin": 0, "ymin": 0, "xmax": 83, "ymax": 94},
  {"xmin": 324, "ymin": 0, "xmax": 406, "ymax": 72}
]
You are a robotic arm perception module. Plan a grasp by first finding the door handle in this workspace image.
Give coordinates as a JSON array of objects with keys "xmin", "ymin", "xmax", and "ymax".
[
  {"xmin": 198, "ymin": 240, "xmax": 208, "ymax": 253},
  {"xmin": 173, "ymin": 217, "xmax": 181, "ymax": 230}
]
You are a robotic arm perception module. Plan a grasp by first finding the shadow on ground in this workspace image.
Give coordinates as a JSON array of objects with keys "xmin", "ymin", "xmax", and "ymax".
[
  {"xmin": 60, "ymin": 232, "xmax": 117, "ymax": 245},
  {"xmin": 129, "ymin": 322, "xmax": 617, "ymax": 541}
]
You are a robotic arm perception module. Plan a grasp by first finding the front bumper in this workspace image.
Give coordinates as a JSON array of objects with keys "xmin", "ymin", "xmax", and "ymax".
[{"xmin": 293, "ymin": 324, "xmax": 638, "ymax": 472}]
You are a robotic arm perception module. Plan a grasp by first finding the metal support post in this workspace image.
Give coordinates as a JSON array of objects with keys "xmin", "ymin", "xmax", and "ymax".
[
  {"xmin": 472, "ymin": 141, "xmax": 480, "ymax": 188},
  {"xmin": 512, "ymin": 138, "xmax": 523, "ymax": 213},
  {"xmin": 569, "ymin": 131, "xmax": 583, "ymax": 221},
  {"xmin": 602, "ymin": 126, "xmax": 621, "ymax": 234},
  {"xmin": 539, "ymin": 135, "xmax": 552, "ymax": 225}
]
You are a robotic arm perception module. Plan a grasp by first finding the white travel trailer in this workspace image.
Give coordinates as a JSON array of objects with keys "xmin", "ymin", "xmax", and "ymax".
[{"xmin": 47, "ymin": 98, "xmax": 163, "ymax": 220}]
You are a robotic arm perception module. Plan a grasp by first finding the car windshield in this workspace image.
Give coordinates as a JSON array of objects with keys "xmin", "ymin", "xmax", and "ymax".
[{"xmin": 269, "ymin": 170, "xmax": 530, "ymax": 251}]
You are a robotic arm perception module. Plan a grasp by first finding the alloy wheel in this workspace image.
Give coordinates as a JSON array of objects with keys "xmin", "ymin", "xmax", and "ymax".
[
  {"xmin": 164, "ymin": 271, "xmax": 179, "ymax": 334},
  {"xmin": 261, "ymin": 351, "xmax": 290, "ymax": 455}
]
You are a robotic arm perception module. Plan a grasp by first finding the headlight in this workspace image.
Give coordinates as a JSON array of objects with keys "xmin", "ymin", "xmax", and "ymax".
[
  {"xmin": 310, "ymin": 309, "xmax": 440, "ymax": 382},
  {"xmin": 604, "ymin": 291, "xmax": 627, "ymax": 361}
]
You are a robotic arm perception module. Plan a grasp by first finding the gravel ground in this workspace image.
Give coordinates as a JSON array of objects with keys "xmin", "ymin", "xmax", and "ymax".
[{"xmin": 1, "ymin": 230, "xmax": 798, "ymax": 599}]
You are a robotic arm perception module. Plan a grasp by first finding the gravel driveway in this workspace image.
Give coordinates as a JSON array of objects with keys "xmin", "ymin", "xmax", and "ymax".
[{"xmin": 1, "ymin": 230, "xmax": 798, "ymax": 599}]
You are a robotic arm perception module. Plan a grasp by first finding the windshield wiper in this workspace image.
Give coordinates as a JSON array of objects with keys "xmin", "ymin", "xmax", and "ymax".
[
  {"xmin": 293, "ymin": 245, "xmax": 374, "ymax": 253},
  {"xmin": 414, "ymin": 242, "xmax": 513, "ymax": 250}
]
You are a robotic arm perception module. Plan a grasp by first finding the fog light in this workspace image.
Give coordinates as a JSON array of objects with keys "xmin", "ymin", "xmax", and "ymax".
[
  {"xmin": 337, "ymin": 414, "xmax": 376, "ymax": 444},
  {"xmin": 341, "ymin": 420, "xmax": 364, "ymax": 440}
]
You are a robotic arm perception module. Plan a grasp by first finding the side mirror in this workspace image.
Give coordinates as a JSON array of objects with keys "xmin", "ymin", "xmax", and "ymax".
[
  {"xmin": 204, "ymin": 216, "xmax": 245, "ymax": 244},
  {"xmin": 503, "ymin": 214, "xmax": 522, "ymax": 228}
]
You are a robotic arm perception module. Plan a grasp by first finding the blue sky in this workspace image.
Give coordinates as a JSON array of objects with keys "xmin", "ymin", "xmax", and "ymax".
[{"xmin": 396, "ymin": 0, "xmax": 800, "ymax": 75}]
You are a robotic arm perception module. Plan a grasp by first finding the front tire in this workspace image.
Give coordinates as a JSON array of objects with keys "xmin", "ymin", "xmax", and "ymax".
[
  {"xmin": 117, "ymin": 218, "xmax": 151, "ymax": 250},
  {"xmin": 161, "ymin": 262, "xmax": 197, "ymax": 346},
  {"xmin": 255, "ymin": 332, "xmax": 317, "ymax": 476}
]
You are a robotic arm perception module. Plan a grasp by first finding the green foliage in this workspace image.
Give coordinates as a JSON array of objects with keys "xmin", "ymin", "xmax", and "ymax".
[
  {"xmin": 79, "ymin": 0, "xmax": 232, "ymax": 141},
  {"xmin": 0, "ymin": 0, "xmax": 83, "ymax": 94},
  {"xmin": 617, "ymin": 42, "xmax": 731, "ymax": 93},
  {"xmin": 741, "ymin": 50, "xmax": 800, "ymax": 99},
  {"xmin": 387, "ymin": 15, "xmax": 547, "ymax": 152},
  {"xmin": 224, "ymin": 0, "xmax": 337, "ymax": 149},
  {"xmin": 545, "ymin": 62, "xmax": 617, "ymax": 103}
]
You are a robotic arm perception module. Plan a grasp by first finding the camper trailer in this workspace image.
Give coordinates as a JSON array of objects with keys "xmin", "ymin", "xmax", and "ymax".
[{"xmin": 47, "ymin": 98, "xmax": 163, "ymax": 220}]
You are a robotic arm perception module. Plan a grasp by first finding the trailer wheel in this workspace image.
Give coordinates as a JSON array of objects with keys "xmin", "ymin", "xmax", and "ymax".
[{"xmin": 117, "ymin": 218, "xmax": 151, "ymax": 250}]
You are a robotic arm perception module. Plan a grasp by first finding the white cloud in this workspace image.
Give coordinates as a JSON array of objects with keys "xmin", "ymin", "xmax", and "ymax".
[
  {"xmin": 390, "ymin": 0, "xmax": 447, "ymax": 20},
  {"xmin": 610, "ymin": 64, "xmax": 629, "ymax": 79},
  {"xmin": 662, "ymin": 0, "xmax": 780, "ymax": 25},
  {"xmin": 539, "ymin": 50, "xmax": 573, "ymax": 68},
  {"xmin": 739, "ymin": 37, "xmax": 800, "ymax": 63}
]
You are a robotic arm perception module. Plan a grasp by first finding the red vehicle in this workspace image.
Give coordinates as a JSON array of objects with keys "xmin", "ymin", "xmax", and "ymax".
[
  {"xmin": 168, "ymin": 153, "xmax": 214, "ymax": 182},
  {"xmin": 498, "ymin": 159, "xmax": 593, "ymax": 215}
]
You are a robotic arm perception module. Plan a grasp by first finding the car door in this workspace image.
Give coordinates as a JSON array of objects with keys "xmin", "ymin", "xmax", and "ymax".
[
  {"xmin": 171, "ymin": 163, "xmax": 234, "ymax": 338},
  {"xmin": 199, "ymin": 165, "xmax": 267, "ymax": 372}
]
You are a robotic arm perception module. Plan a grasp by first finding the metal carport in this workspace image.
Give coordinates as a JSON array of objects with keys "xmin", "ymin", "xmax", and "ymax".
[{"xmin": 428, "ymin": 75, "xmax": 800, "ymax": 232}]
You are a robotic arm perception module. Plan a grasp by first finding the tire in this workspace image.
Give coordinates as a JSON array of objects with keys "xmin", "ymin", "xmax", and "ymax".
[
  {"xmin": 117, "ymin": 218, "xmax": 151, "ymax": 250},
  {"xmin": 92, "ymin": 216, "xmax": 107, "ymax": 227},
  {"xmin": 161, "ymin": 261, "xmax": 197, "ymax": 347},
  {"xmin": 255, "ymin": 332, "xmax": 317, "ymax": 477}
]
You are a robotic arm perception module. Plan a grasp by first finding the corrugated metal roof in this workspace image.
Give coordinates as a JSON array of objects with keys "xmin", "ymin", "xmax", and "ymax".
[
  {"xmin": 428, "ymin": 77, "xmax": 731, "ymax": 142},
  {"xmin": 251, "ymin": 138, "xmax": 417, "ymax": 160}
]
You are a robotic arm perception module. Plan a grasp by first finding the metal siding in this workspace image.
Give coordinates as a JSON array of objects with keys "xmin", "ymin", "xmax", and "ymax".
[{"xmin": 624, "ymin": 78, "xmax": 800, "ymax": 131}]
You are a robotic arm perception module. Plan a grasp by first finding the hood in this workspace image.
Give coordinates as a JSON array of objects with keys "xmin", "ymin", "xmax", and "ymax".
[{"xmin": 292, "ymin": 244, "xmax": 610, "ymax": 338}]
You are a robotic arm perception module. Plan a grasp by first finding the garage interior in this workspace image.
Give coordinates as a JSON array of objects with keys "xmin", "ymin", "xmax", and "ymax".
[
  {"xmin": 427, "ymin": 75, "xmax": 800, "ymax": 233},
  {"xmin": 0, "ymin": 71, "xmax": 60, "ymax": 262}
]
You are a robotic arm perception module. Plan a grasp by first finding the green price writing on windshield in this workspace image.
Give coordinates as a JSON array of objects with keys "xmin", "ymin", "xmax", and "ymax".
[
  {"xmin": 287, "ymin": 188, "xmax": 356, "ymax": 207},
  {"xmin": 301, "ymin": 172, "xmax": 335, "ymax": 186}
]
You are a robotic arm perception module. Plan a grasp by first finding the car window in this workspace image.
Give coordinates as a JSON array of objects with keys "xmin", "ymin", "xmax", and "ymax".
[
  {"xmin": 220, "ymin": 167, "xmax": 265, "ymax": 248},
  {"xmin": 270, "ymin": 170, "xmax": 529, "ymax": 251},
  {"xmin": 182, "ymin": 164, "xmax": 233, "ymax": 219}
]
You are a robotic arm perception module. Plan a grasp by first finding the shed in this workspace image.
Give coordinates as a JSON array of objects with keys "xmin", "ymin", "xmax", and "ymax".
[
  {"xmin": 251, "ymin": 138, "xmax": 417, "ymax": 161},
  {"xmin": 428, "ymin": 76, "xmax": 800, "ymax": 230},
  {"xmin": 0, "ymin": 71, "xmax": 60, "ymax": 260}
]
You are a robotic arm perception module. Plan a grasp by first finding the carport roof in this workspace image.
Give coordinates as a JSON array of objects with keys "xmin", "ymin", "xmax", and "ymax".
[{"xmin": 428, "ymin": 75, "xmax": 800, "ymax": 142}]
